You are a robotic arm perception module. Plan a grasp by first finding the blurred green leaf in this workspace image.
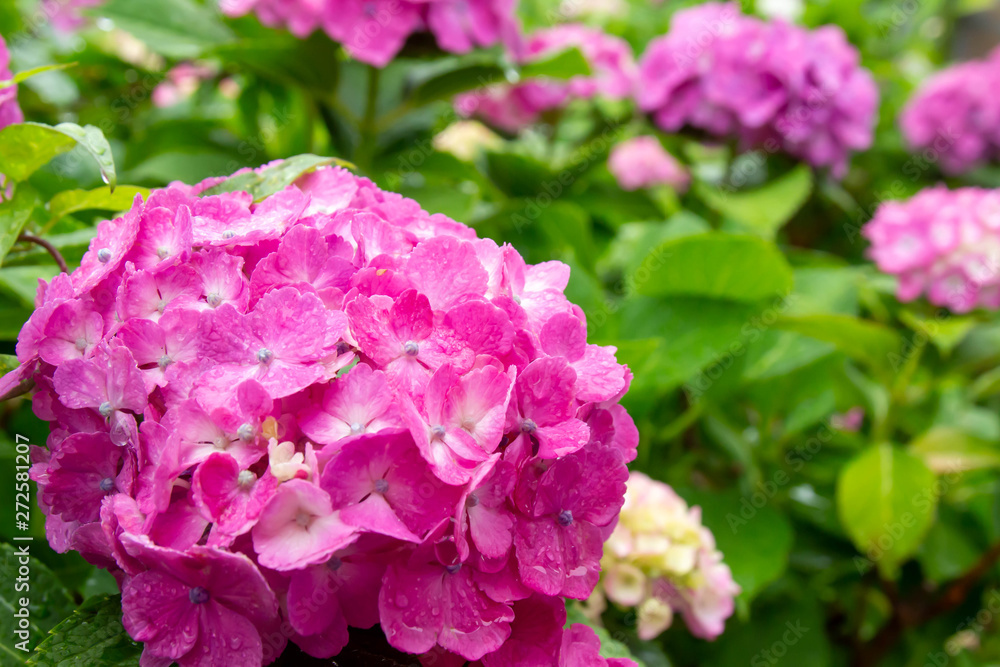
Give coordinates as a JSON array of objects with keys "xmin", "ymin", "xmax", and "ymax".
[
  {"xmin": 705, "ymin": 595, "xmax": 831, "ymax": 667},
  {"xmin": 910, "ymin": 427, "xmax": 1000, "ymax": 474},
  {"xmin": 0, "ymin": 64, "xmax": 77, "ymax": 90},
  {"xmin": 94, "ymin": 0, "xmax": 234, "ymax": 58},
  {"xmin": 215, "ymin": 32, "xmax": 342, "ymax": 96},
  {"xmin": 694, "ymin": 164, "xmax": 813, "ymax": 239},
  {"xmin": 520, "ymin": 47, "xmax": 592, "ymax": 80},
  {"xmin": 775, "ymin": 314, "xmax": 901, "ymax": 374},
  {"xmin": 409, "ymin": 63, "xmax": 507, "ymax": 107},
  {"xmin": 0, "ymin": 266, "xmax": 58, "ymax": 308},
  {"xmin": 482, "ymin": 151, "xmax": 557, "ymax": 198},
  {"xmin": 634, "ymin": 233, "xmax": 794, "ymax": 303},
  {"xmin": 837, "ymin": 444, "xmax": 938, "ymax": 578},
  {"xmin": 0, "ymin": 186, "xmax": 41, "ymax": 268},
  {"xmin": 0, "ymin": 123, "xmax": 116, "ymax": 189},
  {"xmin": 0, "ymin": 543, "xmax": 76, "ymax": 660},
  {"xmin": 683, "ymin": 488, "xmax": 794, "ymax": 602},
  {"xmin": 27, "ymin": 595, "xmax": 141, "ymax": 667},
  {"xmin": 899, "ymin": 311, "xmax": 977, "ymax": 357}
]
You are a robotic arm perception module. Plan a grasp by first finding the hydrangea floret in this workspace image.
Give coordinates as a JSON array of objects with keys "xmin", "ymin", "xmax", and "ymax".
[
  {"xmin": 593, "ymin": 472, "xmax": 739, "ymax": 641},
  {"xmin": 220, "ymin": 0, "xmax": 520, "ymax": 68},
  {"xmin": 900, "ymin": 47, "xmax": 1000, "ymax": 175},
  {"xmin": 10, "ymin": 160, "xmax": 639, "ymax": 666},
  {"xmin": 636, "ymin": 2, "xmax": 878, "ymax": 177},
  {"xmin": 607, "ymin": 136, "xmax": 689, "ymax": 192},
  {"xmin": 456, "ymin": 24, "xmax": 636, "ymax": 133},
  {"xmin": 863, "ymin": 186, "xmax": 1000, "ymax": 312}
]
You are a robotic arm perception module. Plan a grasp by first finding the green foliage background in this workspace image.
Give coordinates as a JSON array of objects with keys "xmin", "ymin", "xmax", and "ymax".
[{"xmin": 1, "ymin": 0, "xmax": 1000, "ymax": 664}]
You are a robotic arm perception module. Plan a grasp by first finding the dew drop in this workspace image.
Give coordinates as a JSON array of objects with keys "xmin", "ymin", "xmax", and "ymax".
[
  {"xmin": 97, "ymin": 248, "xmax": 112, "ymax": 263},
  {"xmin": 403, "ymin": 340, "xmax": 419, "ymax": 357},
  {"xmin": 98, "ymin": 401, "xmax": 113, "ymax": 418}
]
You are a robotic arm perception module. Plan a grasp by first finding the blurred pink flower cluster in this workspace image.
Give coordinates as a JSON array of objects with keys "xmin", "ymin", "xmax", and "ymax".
[
  {"xmin": 41, "ymin": 0, "xmax": 104, "ymax": 32},
  {"xmin": 900, "ymin": 47, "xmax": 1000, "ymax": 175},
  {"xmin": 456, "ymin": 24, "xmax": 636, "ymax": 133},
  {"xmin": 607, "ymin": 136, "xmax": 689, "ymax": 192},
  {"xmin": 0, "ymin": 35, "xmax": 23, "ymax": 132},
  {"xmin": 864, "ymin": 186, "xmax": 1000, "ymax": 312},
  {"xmin": 219, "ymin": 0, "xmax": 519, "ymax": 67},
  {"xmin": 595, "ymin": 472, "xmax": 739, "ymax": 641},
  {"xmin": 636, "ymin": 2, "xmax": 878, "ymax": 177},
  {"xmin": 11, "ymin": 161, "xmax": 639, "ymax": 665}
]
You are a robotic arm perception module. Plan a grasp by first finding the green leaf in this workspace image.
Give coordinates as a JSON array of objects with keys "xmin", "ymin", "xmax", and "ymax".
[
  {"xmin": 482, "ymin": 151, "xmax": 557, "ymax": 199},
  {"xmin": 0, "ymin": 64, "xmax": 77, "ymax": 90},
  {"xmin": 200, "ymin": 154, "xmax": 354, "ymax": 202},
  {"xmin": 0, "ymin": 354, "xmax": 16, "ymax": 375},
  {"xmin": 706, "ymin": 595, "xmax": 831, "ymax": 667},
  {"xmin": 0, "ymin": 543, "xmax": 76, "ymax": 660},
  {"xmin": 775, "ymin": 314, "xmax": 901, "ymax": 375},
  {"xmin": 520, "ymin": 47, "xmax": 592, "ymax": 80},
  {"xmin": 409, "ymin": 63, "xmax": 507, "ymax": 107},
  {"xmin": 694, "ymin": 164, "xmax": 813, "ymax": 239},
  {"xmin": 909, "ymin": 427, "xmax": 1000, "ymax": 474},
  {"xmin": 836, "ymin": 443, "xmax": 938, "ymax": 578},
  {"xmin": 93, "ymin": 0, "xmax": 234, "ymax": 58},
  {"xmin": 214, "ymin": 32, "xmax": 341, "ymax": 96},
  {"xmin": 898, "ymin": 311, "xmax": 977, "ymax": 357},
  {"xmin": 682, "ymin": 487, "xmax": 794, "ymax": 603},
  {"xmin": 0, "ymin": 123, "xmax": 116, "ymax": 189},
  {"xmin": 27, "ymin": 595, "xmax": 141, "ymax": 667},
  {"xmin": 614, "ymin": 297, "xmax": 767, "ymax": 414},
  {"xmin": 634, "ymin": 233, "xmax": 794, "ymax": 303},
  {"xmin": 565, "ymin": 605, "xmax": 644, "ymax": 665},
  {"xmin": 0, "ymin": 186, "xmax": 41, "ymax": 268},
  {"xmin": 46, "ymin": 186, "xmax": 148, "ymax": 226},
  {"xmin": 0, "ymin": 266, "xmax": 59, "ymax": 308}
]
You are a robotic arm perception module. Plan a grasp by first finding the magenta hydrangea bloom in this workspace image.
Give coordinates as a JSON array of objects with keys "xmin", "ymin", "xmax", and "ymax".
[
  {"xmin": 219, "ymin": 0, "xmax": 519, "ymax": 68},
  {"xmin": 608, "ymin": 136, "xmax": 690, "ymax": 192},
  {"xmin": 636, "ymin": 3, "xmax": 877, "ymax": 177},
  {"xmin": 863, "ymin": 186, "xmax": 1000, "ymax": 312},
  {"xmin": 16, "ymin": 160, "xmax": 636, "ymax": 664},
  {"xmin": 457, "ymin": 24, "xmax": 636, "ymax": 133},
  {"xmin": 0, "ymin": 34, "xmax": 22, "ymax": 131},
  {"xmin": 900, "ymin": 47, "xmax": 1000, "ymax": 174}
]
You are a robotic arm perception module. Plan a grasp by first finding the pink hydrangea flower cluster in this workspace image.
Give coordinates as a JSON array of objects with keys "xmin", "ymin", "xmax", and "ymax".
[
  {"xmin": 456, "ymin": 24, "xmax": 636, "ymax": 133},
  {"xmin": 900, "ymin": 47, "xmax": 1000, "ymax": 175},
  {"xmin": 863, "ymin": 186, "xmax": 1000, "ymax": 312},
  {"xmin": 594, "ymin": 472, "xmax": 738, "ymax": 641},
  {"xmin": 0, "ymin": 34, "xmax": 23, "ymax": 131},
  {"xmin": 636, "ymin": 3, "xmax": 878, "ymax": 177},
  {"xmin": 10, "ymin": 161, "xmax": 639, "ymax": 666},
  {"xmin": 607, "ymin": 136, "xmax": 689, "ymax": 192},
  {"xmin": 219, "ymin": 0, "xmax": 519, "ymax": 68},
  {"xmin": 40, "ymin": 0, "xmax": 104, "ymax": 32}
]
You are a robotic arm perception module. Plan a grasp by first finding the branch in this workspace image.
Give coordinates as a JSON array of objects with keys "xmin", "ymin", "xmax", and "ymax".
[
  {"xmin": 855, "ymin": 541, "xmax": 1000, "ymax": 667},
  {"xmin": 17, "ymin": 233, "xmax": 68, "ymax": 273}
]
